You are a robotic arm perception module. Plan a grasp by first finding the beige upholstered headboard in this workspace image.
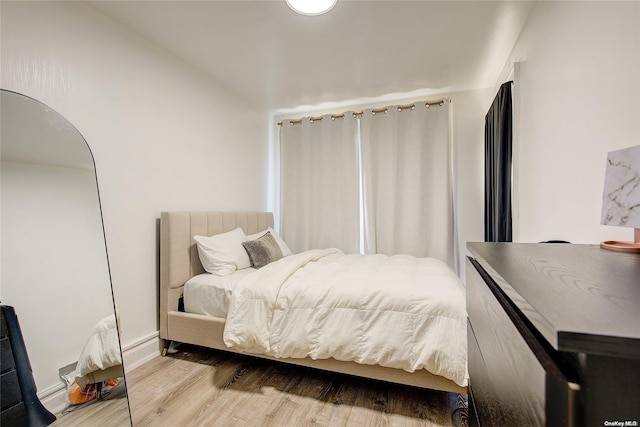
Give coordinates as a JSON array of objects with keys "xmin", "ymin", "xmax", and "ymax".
[{"xmin": 159, "ymin": 212, "xmax": 274, "ymax": 340}]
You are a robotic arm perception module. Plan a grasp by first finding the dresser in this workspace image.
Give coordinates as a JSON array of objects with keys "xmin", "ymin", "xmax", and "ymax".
[
  {"xmin": 1, "ymin": 305, "xmax": 56, "ymax": 426},
  {"xmin": 466, "ymin": 243, "xmax": 640, "ymax": 427}
]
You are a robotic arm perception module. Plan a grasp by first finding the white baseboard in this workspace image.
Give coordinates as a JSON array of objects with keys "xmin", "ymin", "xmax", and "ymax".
[
  {"xmin": 121, "ymin": 331, "xmax": 161, "ymax": 373},
  {"xmin": 39, "ymin": 331, "xmax": 161, "ymax": 415},
  {"xmin": 39, "ymin": 383, "xmax": 68, "ymax": 415}
]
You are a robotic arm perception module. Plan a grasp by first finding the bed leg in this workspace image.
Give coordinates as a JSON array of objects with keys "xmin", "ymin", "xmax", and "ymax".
[
  {"xmin": 161, "ymin": 340, "xmax": 172, "ymax": 357},
  {"xmin": 96, "ymin": 381, "xmax": 103, "ymax": 400}
]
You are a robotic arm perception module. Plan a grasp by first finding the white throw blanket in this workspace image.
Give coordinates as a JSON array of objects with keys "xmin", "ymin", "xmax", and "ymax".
[{"xmin": 223, "ymin": 249, "xmax": 467, "ymax": 387}]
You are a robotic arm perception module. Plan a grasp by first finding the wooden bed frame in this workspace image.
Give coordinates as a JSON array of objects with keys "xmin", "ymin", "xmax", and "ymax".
[{"xmin": 159, "ymin": 211, "xmax": 467, "ymax": 394}]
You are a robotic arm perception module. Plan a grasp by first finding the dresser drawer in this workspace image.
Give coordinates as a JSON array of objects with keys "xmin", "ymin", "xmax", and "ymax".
[
  {"xmin": 467, "ymin": 321, "xmax": 485, "ymax": 427},
  {"xmin": 1, "ymin": 314, "xmax": 8, "ymax": 338},
  {"xmin": 1, "ymin": 370, "xmax": 22, "ymax": 410},
  {"xmin": 1, "ymin": 402, "xmax": 28, "ymax": 426},
  {"xmin": 466, "ymin": 257, "xmax": 577, "ymax": 427},
  {"xmin": 1, "ymin": 337, "xmax": 15, "ymax": 374}
]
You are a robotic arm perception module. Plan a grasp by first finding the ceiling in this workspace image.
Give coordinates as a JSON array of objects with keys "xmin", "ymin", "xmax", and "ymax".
[{"xmin": 90, "ymin": 1, "xmax": 534, "ymax": 112}]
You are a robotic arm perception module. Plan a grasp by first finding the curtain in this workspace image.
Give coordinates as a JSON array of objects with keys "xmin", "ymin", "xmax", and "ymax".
[
  {"xmin": 484, "ymin": 82, "xmax": 513, "ymax": 242},
  {"xmin": 360, "ymin": 103, "xmax": 454, "ymax": 267},
  {"xmin": 280, "ymin": 114, "xmax": 360, "ymax": 254}
]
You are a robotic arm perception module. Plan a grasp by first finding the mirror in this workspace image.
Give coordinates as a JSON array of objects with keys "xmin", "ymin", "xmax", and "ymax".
[{"xmin": 0, "ymin": 90, "xmax": 131, "ymax": 425}]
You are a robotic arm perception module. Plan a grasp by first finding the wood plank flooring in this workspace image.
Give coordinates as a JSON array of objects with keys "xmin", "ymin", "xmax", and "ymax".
[
  {"xmin": 50, "ymin": 381, "xmax": 131, "ymax": 426},
  {"xmin": 126, "ymin": 345, "xmax": 468, "ymax": 427}
]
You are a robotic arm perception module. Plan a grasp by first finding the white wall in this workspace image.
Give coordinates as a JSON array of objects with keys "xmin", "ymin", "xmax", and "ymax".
[
  {"xmin": 1, "ymin": 0, "xmax": 269, "ymax": 377},
  {"xmin": 1, "ymin": 161, "xmax": 113, "ymax": 392},
  {"xmin": 498, "ymin": 1, "xmax": 640, "ymax": 243}
]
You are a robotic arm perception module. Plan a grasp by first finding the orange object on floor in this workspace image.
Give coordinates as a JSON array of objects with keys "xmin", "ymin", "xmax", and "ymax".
[
  {"xmin": 67, "ymin": 381, "xmax": 97, "ymax": 405},
  {"xmin": 67, "ymin": 378, "xmax": 120, "ymax": 405}
]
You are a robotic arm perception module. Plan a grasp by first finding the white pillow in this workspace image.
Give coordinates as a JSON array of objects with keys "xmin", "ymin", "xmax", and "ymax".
[
  {"xmin": 194, "ymin": 227, "xmax": 251, "ymax": 276},
  {"xmin": 245, "ymin": 227, "xmax": 293, "ymax": 256}
]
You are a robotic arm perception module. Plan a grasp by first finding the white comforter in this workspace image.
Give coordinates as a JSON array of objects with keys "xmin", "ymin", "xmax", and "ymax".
[
  {"xmin": 75, "ymin": 315, "xmax": 122, "ymax": 384},
  {"xmin": 223, "ymin": 249, "xmax": 467, "ymax": 387}
]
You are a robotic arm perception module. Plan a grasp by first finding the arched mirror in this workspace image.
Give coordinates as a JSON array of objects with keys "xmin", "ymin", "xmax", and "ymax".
[{"xmin": 0, "ymin": 90, "xmax": 131, "ymax": 426}]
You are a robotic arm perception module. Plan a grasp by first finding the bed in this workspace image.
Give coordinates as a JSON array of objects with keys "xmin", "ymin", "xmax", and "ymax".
[
  {"xmin": 74, "ymin": 314, "xmax": 123, "ymax": 389},
  {"xmin": 159, "ymin": 211, "xmax": 467, "ymax": 394}
]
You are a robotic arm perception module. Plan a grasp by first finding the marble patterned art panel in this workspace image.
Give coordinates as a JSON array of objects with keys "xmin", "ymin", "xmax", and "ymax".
[{"xmin": 601, "ymin": 144, "xmax": 640, "ymax": 227}]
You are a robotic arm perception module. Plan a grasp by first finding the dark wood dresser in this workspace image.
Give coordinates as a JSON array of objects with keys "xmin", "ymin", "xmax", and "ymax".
[
  {"xmin": 1, "ymin": 305, "xmax": 56, "ymax": 426},
  {"xmin": 466, "ymin": 243, "xmax": 640, "ymax": 427}
]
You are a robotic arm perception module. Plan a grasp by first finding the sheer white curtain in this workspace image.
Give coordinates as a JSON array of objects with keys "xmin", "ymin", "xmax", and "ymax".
[
  {"xmin": 280, "ymin": 114, "xmax": 360, "ymax": 254},
  {"xmin": 360, "ymin": 103, "xmax": 454, "ymax": 267}
]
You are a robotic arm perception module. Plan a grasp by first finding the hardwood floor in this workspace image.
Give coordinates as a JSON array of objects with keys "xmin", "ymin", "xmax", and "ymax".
[
  {"xmin": 50, "ymin": 381, "xmax": 130, "ymax": 426},
  {"xmin": 126, "ymin": 345, "xmax": 467, "ymax": 427}
]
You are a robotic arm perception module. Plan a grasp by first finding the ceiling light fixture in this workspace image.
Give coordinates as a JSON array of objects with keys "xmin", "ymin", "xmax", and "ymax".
[{"xmin": 286, "ymin": 0, "xmax": 337, "ymax": 16}]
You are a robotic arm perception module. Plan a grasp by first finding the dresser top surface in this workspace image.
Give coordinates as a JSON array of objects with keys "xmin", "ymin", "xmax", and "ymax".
[{"xmin": 467, "ymin": 243, "xmax": 640, "ymax": 357}]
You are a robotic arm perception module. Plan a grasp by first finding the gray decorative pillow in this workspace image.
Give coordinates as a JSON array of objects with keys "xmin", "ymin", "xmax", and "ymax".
[{"xmin": 242, "ymin": 232, "xmax": 284, "ymax": 269}]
